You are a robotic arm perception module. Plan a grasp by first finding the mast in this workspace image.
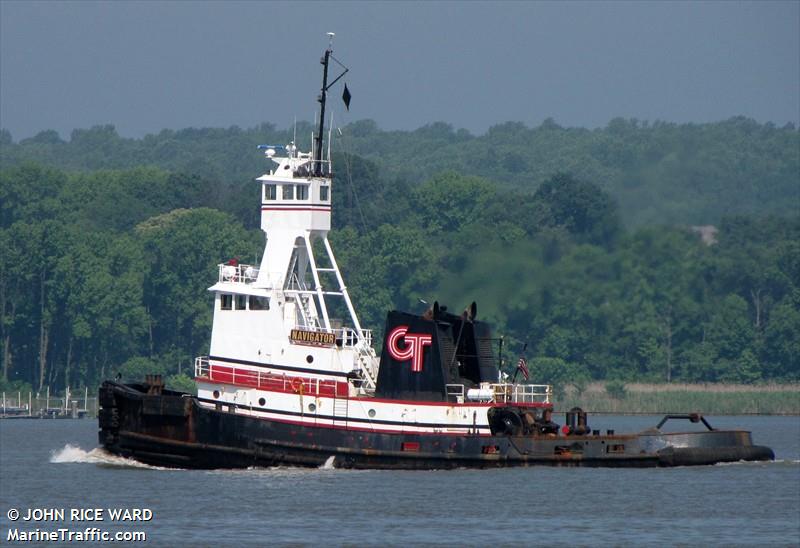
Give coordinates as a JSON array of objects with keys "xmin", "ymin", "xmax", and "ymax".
[
  {"xmin": 243, "ymin": 35, "xmax": 375, "ymax": 389},
  {"xmin": 314, "ymin": 32, "xmax": 348, "ymax": 177},
  {"xmin": 314, "ymin": 34, "xmax": 333, "ymax": 177}
]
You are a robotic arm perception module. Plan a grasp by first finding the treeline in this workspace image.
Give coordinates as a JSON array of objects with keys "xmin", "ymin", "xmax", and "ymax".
[
  {"xmin": 1, "ymin": 116, "xmax": 797, "ymax": 228},
  {"xmin": 335, "ymin": 171, "xmax": 799, "ymax": 388},
  {"xmin": 0, "ymin": 120, "xmax": 798, "ymax": 394}
]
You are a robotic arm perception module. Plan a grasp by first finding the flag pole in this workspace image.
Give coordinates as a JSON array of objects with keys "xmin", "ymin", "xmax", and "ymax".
[
  {"xmin": 498, "ymin": 336, "xmax": 504, "ymax": 381},
  {"xmin": 512, "ymin": 342, "xmax": 528, "ymax": 384}
]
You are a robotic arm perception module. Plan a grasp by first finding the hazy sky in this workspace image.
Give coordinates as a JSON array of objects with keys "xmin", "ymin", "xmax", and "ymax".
[{"xmin": 1, "ymin": 1, "xmax": 798, "ymax": 141}]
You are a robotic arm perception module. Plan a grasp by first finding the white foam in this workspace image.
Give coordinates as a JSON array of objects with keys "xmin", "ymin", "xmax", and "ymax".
[
  {"xmin": 319, "ymin": 455, "xmax": 336, "ymax": 469},
  {"xmin": 713, "ymin": 458, "xmax": 800, "ymax": 467},
  {"xmin": 50, "ymin": 444, "xmax": 166, "ymax": 469}
]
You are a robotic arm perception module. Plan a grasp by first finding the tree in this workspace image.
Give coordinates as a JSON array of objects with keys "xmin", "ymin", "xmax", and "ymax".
[
  {"xmin": 527, "ymin": 357, "xmax": 589, "ymax": 399},
  {"xmin": 136, "ymin": 208, "xmax": 257, "ymax": 371},
  {"xmin": 705, "ymin": 295, "xmax": 756, "ymax": 381},
  {"xmin": 761, "ymin": 295, "xmax": 800, "ymax": 380},
  {"xmin": 534, "ymin": 173, "xmax": 621, "ymax": 247},
  {"xmin": 411, "ymin": 172, "xmax": 495, "ymax": 234}
]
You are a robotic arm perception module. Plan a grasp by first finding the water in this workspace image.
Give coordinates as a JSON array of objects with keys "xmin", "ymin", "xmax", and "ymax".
[{"xmin": 1, "ymin": 416, "xmax": 798, "ymax": 546}]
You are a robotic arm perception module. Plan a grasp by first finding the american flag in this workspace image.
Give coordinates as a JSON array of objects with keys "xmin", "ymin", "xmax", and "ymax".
[{"xmin": 517, "ymin": 356, "xmax": 529, "ymax": 380}]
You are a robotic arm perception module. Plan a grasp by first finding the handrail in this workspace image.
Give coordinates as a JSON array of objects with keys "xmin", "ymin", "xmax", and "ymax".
[
  {"xmin": 194, "ymin": 356, "xmax": 210, "ymax": 378},
  {"xmin": 445, "ymin": 384, "xmax": 465, "ymax": 403},
  {"xmin": 290, "ymin": 325, "xmax": 373, "ymax": 349},
  {"xmin": 444, "ymin": 382, "xmax": 552, "ymax": 404},
  {"xmin": 656, "ymin": 413, "xmax": 714, "ymax": 431},
  {"xmin": 195, "ymin": 354, "xmax": 550, "ymax": 406},
  {"xmin": 490, "ymin": 383, "xmax": 552, "ymax": 404},
  {"xmin": 195, "ymin": 356, "xmax": 341, "ymax": 396},
  {"xmin": 219, "ymin": 263, "xmax": 260, "ymax": 284}
]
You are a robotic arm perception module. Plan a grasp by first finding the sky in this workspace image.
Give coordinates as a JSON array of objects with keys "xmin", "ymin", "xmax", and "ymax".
[{"xmin": 1, "ymin": 1, "xmax": 798, "ymax": 141}]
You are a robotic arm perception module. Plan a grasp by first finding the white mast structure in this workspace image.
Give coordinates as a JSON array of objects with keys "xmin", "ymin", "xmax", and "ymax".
[{"xmin": 199, "ymin": 34, "xmax": 378, "ymax": 395}]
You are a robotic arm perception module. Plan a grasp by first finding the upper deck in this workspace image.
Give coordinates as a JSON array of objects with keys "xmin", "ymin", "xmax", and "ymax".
[
  {"xmin": 211, "ymin": 261, "xmax": 374, "ymax": 349},
  {"xmin": 256, "ymin": 145, "xmax": 332, "ymax": 233}
]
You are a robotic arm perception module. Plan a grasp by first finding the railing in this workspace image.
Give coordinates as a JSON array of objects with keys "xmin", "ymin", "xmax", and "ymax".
[
  {"xmin": 445, "ymin": 384, "xmax": 465, "ymax": 404},
  {"xmin": 291, "ymin": 325, "xmax": 373, "ymax": 349},
  {"xmin": 195, "ymin": 356, "xmax": 210, "ymax": 378},
  {"xmin": 218, "ymin": 263, "xmax": 260, "ymax": 284},
  {"xmin": 339, "ymin": 327, "xmax": 372, "ymax": 349},
  {"xmin": 1, "ymin": 390, "xmax": 98, "ymax": 419},
  {"xmin": 444, "ymin": 382, "xmax": 552, "ymax": 404},
  {"xmin": 194, "ymin": 356, "xmax": 344, "ymax": 397},
  {"xmin": 288, "ymin": 325, "xmax": 377, "ymax": 391},
  {"xmin": 490, "ymin": 383, "xmax": 552, "ymax": 404},
  {"xmin": 292, "ymin": 158, "xmax": 332, "ymax": 179}
]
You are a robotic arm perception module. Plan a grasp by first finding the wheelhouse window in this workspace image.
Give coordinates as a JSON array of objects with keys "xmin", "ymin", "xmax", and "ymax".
[
  {"xmin": 235, "ymin": 294, "xmax": 247, "ymax": 310},
  {"xmin": 263, "ymin": 184, "xmax": 277, "ymax": 201},
  {"xmin": 282, "ymin": 184, "xmax": 294, "ymax": 200},
  {"xmin": 320, "ymin": 186, "xmax": 329, "ymax": 201},
  {"xmin": 220, "ymin": 294, "xmax": 232, "ymax": 310},
  {"xmin": 296, "ymin": 184, "xmax": 309, "ymax": 200},
  {"xmin": 249, "ymin": 296, "xmax": 270, "ymax": 310}
]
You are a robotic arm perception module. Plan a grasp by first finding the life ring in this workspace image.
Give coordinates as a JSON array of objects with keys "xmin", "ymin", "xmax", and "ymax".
[{"xmin": 291, "ymin": 378, "xmax": 305, "ymax": 394}]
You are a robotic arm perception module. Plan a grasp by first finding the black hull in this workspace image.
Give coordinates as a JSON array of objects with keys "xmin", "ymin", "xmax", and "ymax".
[{"xmin": 98, "ymin": 381, "xmax": 774, "ymax": 470}]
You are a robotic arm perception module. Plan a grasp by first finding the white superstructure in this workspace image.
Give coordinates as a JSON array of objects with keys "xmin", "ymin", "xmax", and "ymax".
[{"xmin": 193, "ymin": 37, "xmax": 550, "ymax": 436}]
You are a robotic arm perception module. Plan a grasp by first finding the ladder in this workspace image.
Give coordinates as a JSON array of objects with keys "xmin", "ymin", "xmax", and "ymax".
[
  {"xmin": 297, "ymin": 295, "xmax": 318, "ymax": 329},
  {"xmin": 354, "ymin": 344, "xmax": 378, "ymax": 393},
  {"xmin": 333, "ymin": 397, "xmax": 348, "ymax": 425}
]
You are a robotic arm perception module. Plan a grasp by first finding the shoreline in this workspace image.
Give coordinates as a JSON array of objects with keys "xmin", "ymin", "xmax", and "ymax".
[{"xmin": 556, "ymin": 382, "xmax": 800, "ymax": 416}]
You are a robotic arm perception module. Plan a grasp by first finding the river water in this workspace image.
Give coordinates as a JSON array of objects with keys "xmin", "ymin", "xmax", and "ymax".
[{"xmin": 1, "ymin": 415, "xmax": 798, "ymax": 546}]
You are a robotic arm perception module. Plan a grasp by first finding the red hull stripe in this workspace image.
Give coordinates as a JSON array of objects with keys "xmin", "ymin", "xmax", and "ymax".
[
  {"xmin": 204, "ymin": 358, "xmax": 552, "ymax": 409},
  {"xmin": 196, "ymin": 397, "xmax": 492, "ymax": 435},
  {"xmin": 202, "ymin": 365, "xmax": 348, "ymax": 397},
  {"xmin": 359, "ymin": 397, "xmax": 488, "ymax": 407},
  {"xmin": 199, "ymin": 370, "xmax": 531, "ymax": 409},
  {"xmin": 200, "ymin": 365, "xmax": 551, "ymax": 409},
  {"xmin": 361, "ymin": 396, "xmax": 550, "ymax": 408},
  {"xmin": 209, "ymin": 354, "xmax": 350, "ymax": 378}
]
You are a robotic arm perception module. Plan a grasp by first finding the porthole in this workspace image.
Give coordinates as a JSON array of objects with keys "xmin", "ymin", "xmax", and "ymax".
[
  {"xmin": 306, "ymin": 355, "xmax": 314, "ymax": 364},
  {"xmin": 258, "ymin": 397, "xmax": 266, "ymax": 406},
  {"xmin": 213, "ymin": 390, "xmax": 220, "ymax": 399},
  {"xmin": 368, "ymin": 409, "xmax": 376, "ymax": 418},
  {"xmin": 308, "ymin": 403, "xmax": 317, "ymax": 413}
]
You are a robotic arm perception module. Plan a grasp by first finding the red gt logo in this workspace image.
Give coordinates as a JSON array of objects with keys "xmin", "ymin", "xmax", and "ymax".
[{"xmin": 387, "ymin": 325, "xmax": 432, "ymax": 373}]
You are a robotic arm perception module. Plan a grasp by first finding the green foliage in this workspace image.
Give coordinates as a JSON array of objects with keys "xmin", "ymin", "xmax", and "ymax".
[
  {"xmin": 0, "ymin": 378, "xmax": 34, "ymax": 396},
  {"xmin": 117, "ymin": 357, "xmax": 166, "ymax": 382},
  {"xmin": 3, "ymin": 118, "xmax": 797, "ymax": 228},
  {"xmin": 527, "ymin": 357, "xmax": 590, "ymax": 400},
  {"xmin": 604, "ymin": 380, "xmax": 628, "ymax": 400},
  {"xmin": 0, "ymin": 119, "xmax": 798, "ymax": 393},
  {"xmin": 165, "ymin": 373, "xmax": 197, "ymax": 395},
  {"xmin": 534, "ymin": 173, "xmax": 621, "ymax": 247},
  {"xmin": 561, "ymin": 385, "xmax": 800, "ymax": 415},
  {"xmin": 136, "ymin": 207, "xmax": 259, "ymax": 360}
]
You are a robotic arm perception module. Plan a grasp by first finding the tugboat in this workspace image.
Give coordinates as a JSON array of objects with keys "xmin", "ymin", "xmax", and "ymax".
[{"xmin": 98, "ymin": 37, "xmax": 774, "ymax": 469}]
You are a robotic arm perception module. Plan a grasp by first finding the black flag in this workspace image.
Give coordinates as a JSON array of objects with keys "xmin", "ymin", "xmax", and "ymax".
[{"xmin": 342, "ymin": 84, "xmax": 352, "ymax": 110}]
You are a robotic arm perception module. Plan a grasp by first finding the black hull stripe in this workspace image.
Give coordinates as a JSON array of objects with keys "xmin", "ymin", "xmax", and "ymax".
[
  {"xmin": 209, "ymin": 355, "xmax": 350, "ymax": 378},
  {"xmin": 197, "ymin": 397, "xmax": 491, "ymax": 431}
]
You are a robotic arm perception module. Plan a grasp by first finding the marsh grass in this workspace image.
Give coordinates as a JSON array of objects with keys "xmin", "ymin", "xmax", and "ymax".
[{"xmin": 556, "ymin": 382, "xmax": 799, "ymax": 415}]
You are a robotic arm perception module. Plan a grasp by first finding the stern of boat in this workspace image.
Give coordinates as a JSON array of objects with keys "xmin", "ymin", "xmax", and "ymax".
[{"xmin": 98, "ymin": 375, "xmax": 196, "ymax": 465}]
